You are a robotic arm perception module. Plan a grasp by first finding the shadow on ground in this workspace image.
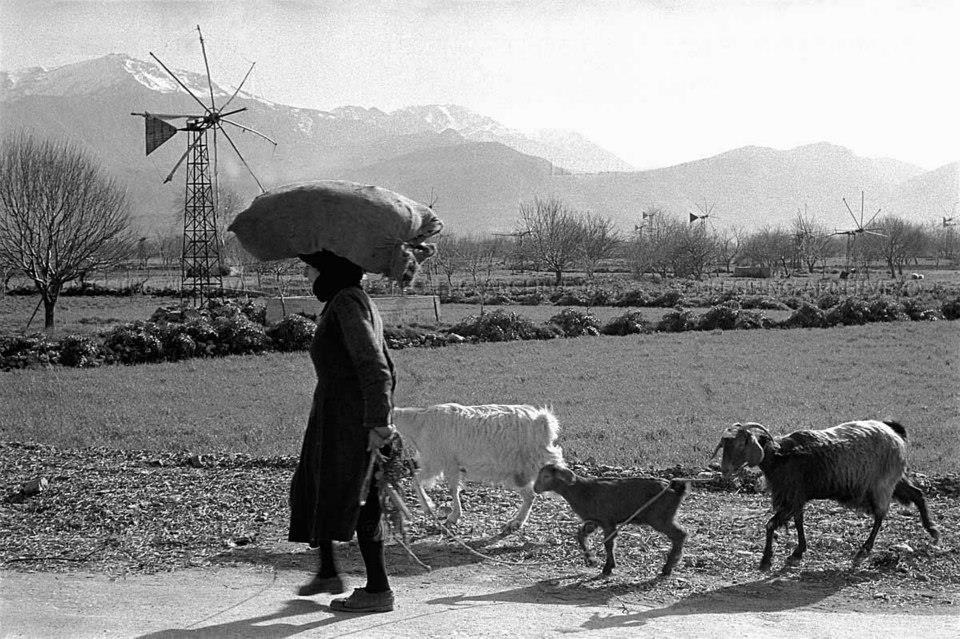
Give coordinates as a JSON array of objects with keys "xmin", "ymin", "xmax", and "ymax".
[
  {"xmin": 135, "ymin": 598, "xmax": 358, "ymax": 639},
  {"xmin": 426, "ymin": 568, "xmax": 862, "ymax": 632},
  {"xmin": 205, "ymin": 537, "xmax": 516, "ymax": 576}
]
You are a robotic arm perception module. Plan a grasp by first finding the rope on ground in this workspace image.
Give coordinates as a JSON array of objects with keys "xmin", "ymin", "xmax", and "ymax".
[{"xmin": 397, "ymin": 481, "xmax": 687, "ymax": 569}]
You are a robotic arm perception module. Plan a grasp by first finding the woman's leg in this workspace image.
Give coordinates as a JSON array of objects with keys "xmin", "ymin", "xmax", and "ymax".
[{"xmin": 356, "ymin": 482, "xmax": 390, "ymax": 594}]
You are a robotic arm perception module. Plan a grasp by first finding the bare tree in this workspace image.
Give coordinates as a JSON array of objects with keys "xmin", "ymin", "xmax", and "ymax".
[
  {"xmin": 875, "ymin": 216, "xmax": 928, "ymax": 278},
  {"xmin": 0, "ymin": 133, "xmax": 132, "ymax": 328},
  {"xmin": 579, "ymin": 213, "xmax": 621, "ymax": 279},
  {"xmin": 791, "ymin": 210, "xmax": 830, "ymax": 274},
  {"xmin": 519, "ymin": 195, "xmax": 585, "ymax": 285},
  {"xmin": 460, "ymin": 234, "xmax": 504, "ymax": 313}
]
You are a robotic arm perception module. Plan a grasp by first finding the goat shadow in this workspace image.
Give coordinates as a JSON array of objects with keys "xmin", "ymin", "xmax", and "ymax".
[{"xmin": 426, "ymin": 568, "xmax": 859, "ymax": 632}]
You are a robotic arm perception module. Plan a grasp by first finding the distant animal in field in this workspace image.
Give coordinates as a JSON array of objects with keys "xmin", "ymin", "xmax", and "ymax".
[
  {"xmin": 392, "ymin": 403, "xmax": 563, "ymax": 533},
  {"xmin": 714, "ymin": 420, "xmax": 939, "ymax": 571}
]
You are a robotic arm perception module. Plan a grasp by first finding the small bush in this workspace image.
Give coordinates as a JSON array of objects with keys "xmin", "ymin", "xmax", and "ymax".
[
  {"xmin": 616, "ymin": 288, "xmax": 651, "ymax": 307},
  {"xmin": 553, "ymin": 290, "xmax": 591, "ymax": 306},
  {"xmin": 866, "ymin": 296, "xmax": 908, "ymax": 323},
  {"xmin": 697, "ymin": 305, "xmax": 738, "ymax": 331},
  {"xmin": 182, "ymin": 319, "xmax": 220, "ymax": 357},
  {"xmin": 266, "ymin": 314, "xmax": 317, "ymax": 352},
  {"xmin": 548, "ymin": 308, "xmax": 601, "ymax": 337},
  {"xmin": 901, "ymin": 298, "xmax": 940, "ymax": 321},
  {"xmin": 158, "ymin": 327, "xmax": 197, "ymax": 361},
  {"xmin": 587, "ymin": 288, "xmax": 614, "ymax": 306},
  {"xmin": 651, "ymin": 289, "xmax": 686, "ymax": 308},
  {"xmin": 816, "ymin": 293, "xmax": 841, "ymax": 310},
  {"xmin": 451, "ymin": 310, "xmax": 544, "ymax": 342},
  {"xmin": 102, "ymin": 322, "xmax": 164, "ymax": 365},
  {"xmin": 0, "ymin": 334, "xmax": 60, "ymax": 370},
  {"xmin": 734, "ymin": 310, "xmax": 771, "ymax": 330},
  {"xmin": 58, "ymin": 334, "xmax": 102, "ymax": 368},
  {"xmin": 824, "ymin": 297, "xmax": 871, "ymax": 326},
  {"xmin": 942, "ymin": 297, "xmax": 960, "ymax": 321},
  {"xmin": 515, "ymin": 291, "xmax": 548, "ymax": 306},
  {"xmin": 781, "ymin": 302, "xmax": 825, "ymax": 328},
  {"xmin": 656, "ymin": 308, "xmax": 695, "ymax": 333},
  {"xmin": 601, "ymin": 311, "xmax": 651, "ymax": 336},
  {"xmin": 740, "ymin": 295, "xmax": 790, "ymax": 311},
  {"xmin": 213, "ymin": 315, "xmax": 270, "ymax": 355}
]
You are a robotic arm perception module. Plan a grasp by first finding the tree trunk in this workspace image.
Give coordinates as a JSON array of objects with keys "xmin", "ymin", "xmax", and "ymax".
[
  {"xmin": 43, "ymin": 296, "xmax": 56, "ymax": 329},
  {"xmin": 554, "ymin": 269, "xmax": 562, "ymax": 286}
]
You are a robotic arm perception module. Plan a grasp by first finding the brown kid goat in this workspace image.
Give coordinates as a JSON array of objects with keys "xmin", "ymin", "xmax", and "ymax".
[{"xmin": 533, "ymin": 463, "xmax": 688, "ymax": 577}]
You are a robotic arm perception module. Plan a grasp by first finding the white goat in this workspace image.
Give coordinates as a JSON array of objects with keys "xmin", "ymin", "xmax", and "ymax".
[{"xmin": 392, "ymin": 403, "xmax": 563, "ymax": 533}]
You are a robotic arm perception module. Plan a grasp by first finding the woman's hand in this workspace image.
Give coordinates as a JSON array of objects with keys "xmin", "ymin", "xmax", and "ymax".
[{"xmin": 368, "ymin": 424, "xmax": 397, "ymax": 451}]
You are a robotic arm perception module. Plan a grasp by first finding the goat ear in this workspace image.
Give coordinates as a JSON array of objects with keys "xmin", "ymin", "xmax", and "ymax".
[{"xmin": 744, "ymin": 432, "xmax": 765, "ymax": 466}]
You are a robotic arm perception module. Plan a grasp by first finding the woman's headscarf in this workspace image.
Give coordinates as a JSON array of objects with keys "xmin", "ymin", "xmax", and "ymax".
[{"xmin": 298, "ymin": 250, "xmax": 364, "ymax": 302}]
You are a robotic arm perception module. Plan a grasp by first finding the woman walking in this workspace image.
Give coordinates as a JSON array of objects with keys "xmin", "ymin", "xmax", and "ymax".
[{"xmin": 288, "ymin": 249, "xmax": 397, "ymax": 614}]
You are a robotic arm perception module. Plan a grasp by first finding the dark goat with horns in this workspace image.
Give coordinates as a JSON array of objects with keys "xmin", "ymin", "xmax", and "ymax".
[{"xmin": 714, "ymin": 420, "xmax": 939, "ymax": 571}]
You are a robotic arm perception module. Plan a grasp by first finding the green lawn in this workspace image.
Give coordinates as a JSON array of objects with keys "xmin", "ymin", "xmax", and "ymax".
[{"xmin": 2, "ymin": 321, "xmax": 957, "ymax": 473}]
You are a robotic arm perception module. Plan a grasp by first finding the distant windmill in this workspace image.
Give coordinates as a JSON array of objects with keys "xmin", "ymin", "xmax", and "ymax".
[
  {"xmin": 131, "ymin": 25, "xmax": 276, "ymax": 307},
  {"xmin": 634, "ymin": 208, "xmax": 659, "ymax": 235},
  {"xmin": 688, "ymin": 200, "xmax": 718, "ymax": 227},
  {"xmin": 829, "ymin": 190, "xmax": 886, "ymax": 274},
  {"xmin": 941, "ymin": 201, "xmax": 958, "ymax": 227}
]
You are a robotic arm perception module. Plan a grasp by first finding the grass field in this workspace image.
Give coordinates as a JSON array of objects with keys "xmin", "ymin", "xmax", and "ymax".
[{"xmin": 2, "ymin": 321, "xmax": 957, "ymax": 473}]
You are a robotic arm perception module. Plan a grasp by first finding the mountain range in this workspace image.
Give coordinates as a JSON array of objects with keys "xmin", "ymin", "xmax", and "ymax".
[{"xmin": 1, "ymin": 54, "xmax": 956, "ymax": 236}]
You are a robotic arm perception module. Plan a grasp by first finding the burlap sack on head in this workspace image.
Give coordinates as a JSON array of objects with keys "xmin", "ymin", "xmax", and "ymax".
[{"xmin": 227, "ymin": 180, "xmax": 443, "ymax": 286}]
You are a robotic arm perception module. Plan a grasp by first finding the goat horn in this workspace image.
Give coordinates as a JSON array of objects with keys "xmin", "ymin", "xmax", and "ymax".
[{"xmin": 742, "ymin": 422, "xmax": 773, "ymax": 438}]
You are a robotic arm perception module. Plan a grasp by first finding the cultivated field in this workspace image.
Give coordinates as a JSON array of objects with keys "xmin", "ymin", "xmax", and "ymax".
[{"xmin": 2, "ymin": 319, "xmax": 957, "ymax": 473}]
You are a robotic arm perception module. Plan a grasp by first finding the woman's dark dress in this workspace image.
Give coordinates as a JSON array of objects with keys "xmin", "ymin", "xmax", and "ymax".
[{"xmin": 288, "ymin": 287, "xmax": 395, "ymax": 544}]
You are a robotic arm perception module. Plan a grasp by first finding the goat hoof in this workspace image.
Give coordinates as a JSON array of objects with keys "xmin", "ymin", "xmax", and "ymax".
[
  {"xmin": 758, "ymin": 561, "xmax": 772, "ymax": 572},
  {"xmin": 929, "ymin": 528, "xmax": 941, "ymax": 544},
  {"xmin": 584, "ymin": 556, "xmax": 598, "ymax": 568},
  {"xmin": 601, "ymin": 568, "xmax": 613, "ymax": 577}
]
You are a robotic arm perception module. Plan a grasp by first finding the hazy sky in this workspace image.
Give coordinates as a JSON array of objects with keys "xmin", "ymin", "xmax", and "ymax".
[{"xmin": 2, "ymin": 0, "xmax": 957, "ymax": 170}]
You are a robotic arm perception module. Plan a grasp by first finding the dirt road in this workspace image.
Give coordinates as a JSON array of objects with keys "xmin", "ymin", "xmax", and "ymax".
[{"xmin": 2, "ymin": 562, "xmax": 957, "ymax": 638}]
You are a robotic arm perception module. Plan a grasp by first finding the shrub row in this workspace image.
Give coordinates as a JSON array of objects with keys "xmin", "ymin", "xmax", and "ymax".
[
  {"xmin": 1, "ymin": 295, "xmax": 957, "ymax": 369},
  {"xmin": 0, "ymin": 300, "xmax": 314, "ymax": 370}
]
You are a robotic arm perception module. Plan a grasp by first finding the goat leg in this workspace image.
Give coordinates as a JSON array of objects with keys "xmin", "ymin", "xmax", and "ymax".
[
  {"xmin": 444, "ymin": 462, "xmax": 463, "ymax": 525},
  {"xmin": 600, "ymin": 524, "xmax": 617, "ymax": 576},
  {"xmin": 760, "ymin": 510, "xmax": 791, "ymax": 571},
  {"xmin": 894, "ymin": 479, "xmax": 940, "ymax": 543},
  {"xmin": 577, "ymin": 520, "xmax": 600, "ymax": 568},
  {"xmin": 652, "ymin": 519, "xmax": 687, "ymax": 576},
  {"xmin": 785, "ymin": 510, "xmax": 807, "ymax": 566},
  {"xmin": 502, "ymin": 484, "xmax": 536, "ymax": 534},
  {"xmin": 853, "ymin": 511, "xmax": 885, "ymax": 566}
]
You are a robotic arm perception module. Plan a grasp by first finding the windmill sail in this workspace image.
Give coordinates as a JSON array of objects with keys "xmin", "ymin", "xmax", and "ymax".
[{"xmin": 144, "ymin": 115, "xmax": 179, "ymax": 156}]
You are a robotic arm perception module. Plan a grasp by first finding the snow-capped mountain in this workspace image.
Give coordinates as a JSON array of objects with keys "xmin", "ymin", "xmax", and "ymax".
[{"xmin": 0, "ymin": 54, "xmax": 953, "ymax": 236}]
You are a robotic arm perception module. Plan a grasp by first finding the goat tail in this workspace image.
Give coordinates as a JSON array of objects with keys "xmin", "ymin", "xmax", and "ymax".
[
  {"xmin": 883, "ymin": 420, "xmax": 907, "ymax": 441},
  {"xmin": 669, "ymin": 479, "xmax": 689, "ymax": 498}
]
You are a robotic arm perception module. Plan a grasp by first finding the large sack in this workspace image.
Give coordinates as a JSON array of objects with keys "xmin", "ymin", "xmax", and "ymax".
[{"xmin": 228, "ymin": 181, "xmax": 443, "ymax": 285}]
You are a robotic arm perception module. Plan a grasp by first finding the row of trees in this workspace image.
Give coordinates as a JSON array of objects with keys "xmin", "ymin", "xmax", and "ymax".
[{"xmin": 424, "ymin": 198, "xmax": 960, "ymax": 288}]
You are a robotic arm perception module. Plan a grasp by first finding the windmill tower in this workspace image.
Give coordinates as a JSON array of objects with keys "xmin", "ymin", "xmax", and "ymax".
[
  {"xmin": 132, "ymin": 26, "xmax": 276, "ymax": 307},
  {"xmin": 829, "ymin": 190, "xmax": 886, "ymax": 277}
]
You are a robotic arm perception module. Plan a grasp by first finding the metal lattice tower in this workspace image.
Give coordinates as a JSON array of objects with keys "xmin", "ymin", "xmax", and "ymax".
[
  {"xmin": 131, "ymin": 25, "xmax": 276, "ymax": 308},
  {"xmin": 181, "ymin": 126, "xmax": 222, "ymax": 306}
]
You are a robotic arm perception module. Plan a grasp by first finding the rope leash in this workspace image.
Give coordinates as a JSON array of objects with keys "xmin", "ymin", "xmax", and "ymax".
[{"xmin": 391, "ymin": 481, "xmax": 683, "ymax": 569}]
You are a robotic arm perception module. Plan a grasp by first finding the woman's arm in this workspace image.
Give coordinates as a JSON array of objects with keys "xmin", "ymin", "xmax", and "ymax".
[{"xmin": 332, "ymin": 289, "xmax": 394, "ymax": 431}]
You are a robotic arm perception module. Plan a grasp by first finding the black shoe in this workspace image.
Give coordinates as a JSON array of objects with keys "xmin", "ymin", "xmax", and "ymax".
[
  {"xmin": 297, "ymin": 574, "xmax": 346, "ymax": 596},
  {"xmin": 329, "ymin": 588, "xmax": 395, "ymax": 613}
]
